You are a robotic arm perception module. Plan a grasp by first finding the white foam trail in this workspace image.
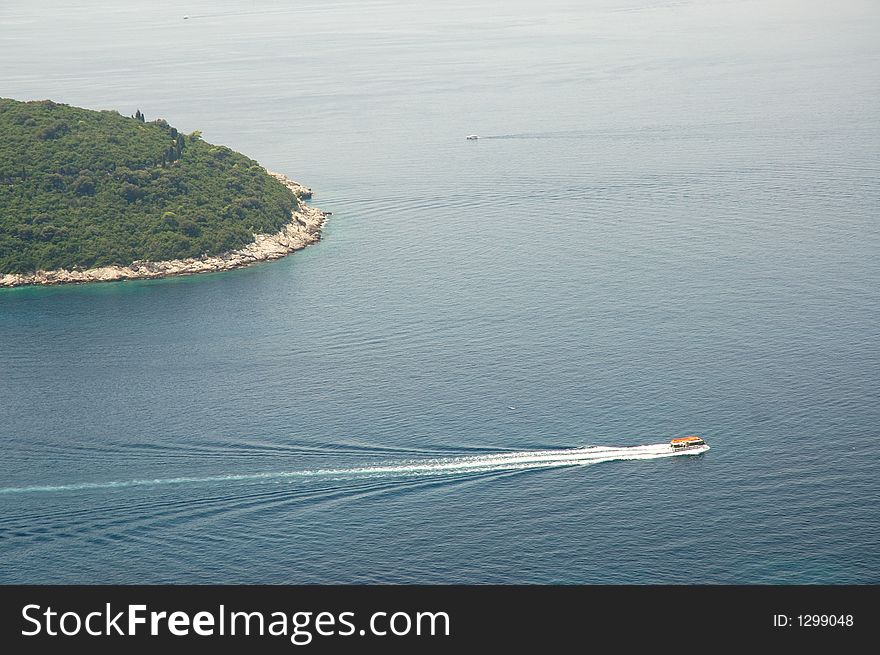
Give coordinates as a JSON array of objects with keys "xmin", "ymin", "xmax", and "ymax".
[{"xmin": 0, "ymin": 443, "xmax": 708, "ymax": 495}]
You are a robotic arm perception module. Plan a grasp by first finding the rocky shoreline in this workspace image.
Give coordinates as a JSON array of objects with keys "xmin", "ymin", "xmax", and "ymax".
[{"xmin": 0, "ymin": 172, "xmax": 330, "ymax": 288}]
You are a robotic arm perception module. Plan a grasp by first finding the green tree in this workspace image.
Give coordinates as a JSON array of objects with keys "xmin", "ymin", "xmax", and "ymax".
[{"xmin": 0, "ymin": 97, "xmax": 298, "ymax": 274}]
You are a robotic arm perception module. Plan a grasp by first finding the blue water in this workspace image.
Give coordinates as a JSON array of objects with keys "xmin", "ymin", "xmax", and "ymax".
[{"xmin": 1, "ymin": 0, "xmax": 878, "ymax": 583}]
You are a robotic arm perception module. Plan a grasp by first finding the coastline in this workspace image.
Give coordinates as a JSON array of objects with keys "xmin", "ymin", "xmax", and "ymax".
[{"xmin": 0, "ymin": 172, "xmax": 330, "ymax": 288}]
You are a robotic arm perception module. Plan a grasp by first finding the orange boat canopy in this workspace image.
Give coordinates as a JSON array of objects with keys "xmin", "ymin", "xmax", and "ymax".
[{"xmin": 671, "ymin": 436, "xmax": 704, "ymax": 444}]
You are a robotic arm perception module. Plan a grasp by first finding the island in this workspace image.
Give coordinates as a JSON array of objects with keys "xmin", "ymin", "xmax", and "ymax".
[{"xmin": 0, "ymin": 98, "xmax": 329, "ymax": 287}]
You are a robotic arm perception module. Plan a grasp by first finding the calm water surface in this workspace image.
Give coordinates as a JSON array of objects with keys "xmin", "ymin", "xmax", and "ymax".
[{"xmin": 1, "ymin": 0, "xmax": 878, "ymax": 583}]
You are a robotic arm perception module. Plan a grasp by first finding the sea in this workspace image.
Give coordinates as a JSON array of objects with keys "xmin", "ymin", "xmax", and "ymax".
[{"xmin": 0, "ymin": 0, "xmax": 878, "ymax": 583}]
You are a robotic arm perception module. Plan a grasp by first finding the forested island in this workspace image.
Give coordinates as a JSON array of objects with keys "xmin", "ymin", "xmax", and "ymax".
[{"xmin": 0, "ymin": 98, "xmax": 327, "ymax": 286}]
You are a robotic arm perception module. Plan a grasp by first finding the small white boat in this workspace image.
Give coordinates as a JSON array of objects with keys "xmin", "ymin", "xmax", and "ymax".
[
  {"xmin": 670, "ymin": 435, "xmax": 708, "ymax": 453},
  {"xmin": 466, "ymin": 135, "xmax": 479, "ymax": 140}
]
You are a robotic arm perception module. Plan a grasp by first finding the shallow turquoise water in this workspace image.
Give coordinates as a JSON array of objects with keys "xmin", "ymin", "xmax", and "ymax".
[{"xmin": 1, "ymin": 0, "xmax": 878, "ymax": 583}]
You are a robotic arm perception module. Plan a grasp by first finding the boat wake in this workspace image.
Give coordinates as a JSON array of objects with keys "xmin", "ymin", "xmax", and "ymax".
[{"xmin": 0, "ymin": 443, "xmax": 708, "ymax": 495}]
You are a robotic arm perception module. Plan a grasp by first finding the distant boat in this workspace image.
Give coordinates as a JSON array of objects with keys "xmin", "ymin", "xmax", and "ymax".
[
  {"xmin": 466, "ymin": 135, "xmax": 479, "ymax": 140},
  {"xmin": 670, "ymin": 435, "xmax": 708, "ymax": 452}
]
